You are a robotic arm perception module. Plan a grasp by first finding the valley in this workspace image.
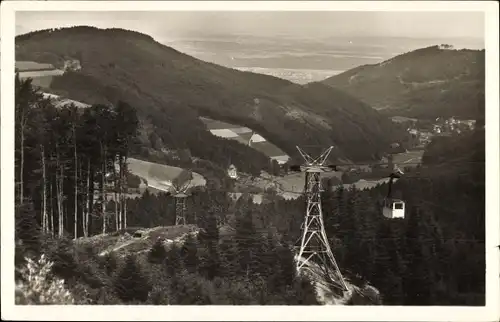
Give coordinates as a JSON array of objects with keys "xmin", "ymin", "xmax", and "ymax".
[
  {"xmin": 233, "ymin": 67, "xmax": 344, "ymax": 85},
  {"xmin": 12, "ymin": 24, "xmax": 486, "ymax": 309},
  {"xmin": 15, "ymin": 26, "xmax": 406, "ymax": 169}
]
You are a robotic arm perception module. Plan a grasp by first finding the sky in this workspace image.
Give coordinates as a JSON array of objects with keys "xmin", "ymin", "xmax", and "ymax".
[{"xmin": 16, "ymin": 11, "xmax": 485, "ymax": 42}]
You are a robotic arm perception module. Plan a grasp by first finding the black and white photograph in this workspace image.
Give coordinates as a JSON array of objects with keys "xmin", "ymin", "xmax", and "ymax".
[{"xmin": 1, "ymin": 1, "xmax": 499, "ymax": 321}]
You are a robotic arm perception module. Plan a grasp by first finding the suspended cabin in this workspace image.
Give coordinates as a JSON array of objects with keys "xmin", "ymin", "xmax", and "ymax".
[
  {"xmin": 228, "ymin": 164, "xmax": 238, "ymax": 179},
  {"xmin": 382, "ymin": 198, "xmax": 405, "ymax": 219},
  {"xmin": 382, "ymin": 165, "xmax": 406, "ymax": 219}
]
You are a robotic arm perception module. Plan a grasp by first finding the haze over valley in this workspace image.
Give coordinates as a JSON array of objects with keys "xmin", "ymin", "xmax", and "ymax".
[{"xmin": 163, "ymin": 34, "xmax": 484, "ymax": 84}]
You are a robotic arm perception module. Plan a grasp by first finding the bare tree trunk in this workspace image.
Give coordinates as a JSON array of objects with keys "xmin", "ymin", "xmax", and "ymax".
[
  {"xmin": 56, "ymin": 147, "xmax": 63, "ymax": 238},
  {"xmin": 74, "ymin": 127, "xmax": 78, "ymax": 240},
  {"xmin": 113, "ymin": 156, "xmax": 119, "ymax": 231},
  {"xmin": 122, "ymin": 156, "xmax": 128, "ymax": 230},
  {"xmin": 117, "ymin": 164, "xmax": 123, "ymax": 230},
  {"xmin": 59, "ymin": 162, "xmax": 65, "ymax": 238},
  {"xmin": 118, "ymin": 192, "xmax": 122, "ymax": 230},
  {"xmin": 41, "ymin": 145, "xmax": 47, "ymax": 234},
  {"xmin": 84, "ymin": 159, "xmax": 90, "ymax": 238},
  {"xmin": 118, "ymin": 156, "xmax": 123, "ymax": 230},
  {"xmin": 102, "ymin": 146, "xmax": 107, "ymax": 235},
  {"xmin": 79, "ymin": 160, "xmax": 84, "ymax": 238},
  {"xmin": 123, "ymin": 194, "xmax": 127, "ymax": 229},
  {"xmin": 56, "ymin": 147, "xmax": 60, "ymax": 236},
  {"xmin": 19, "ymin": 123, "xmax": 25, "ymax": 204},
  {"xmin": 50, "ymin": 178, "xmax": 55, "ymax": 237},
  {"xmin": 81, "ymin": 162, "xmax": 85, "ymax": 236}
]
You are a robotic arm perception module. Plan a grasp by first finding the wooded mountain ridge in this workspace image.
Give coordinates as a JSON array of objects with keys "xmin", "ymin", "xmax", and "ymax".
[
  {"xmin": 15, "ymin": 26, "xmax": 406, "ymax": 172},
  {"xmin": 323, "ymin": 45, "xmax": 485, "ymax": 120}
]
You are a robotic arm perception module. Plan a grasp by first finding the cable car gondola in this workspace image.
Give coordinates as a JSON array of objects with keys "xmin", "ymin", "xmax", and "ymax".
[
  {"xmin": 382, "ymin": 166, "xmax": 405, "ymax": 219},
  {"xmin": 227, "ymin": 164, "xmax": 239, "ymax": 179}
]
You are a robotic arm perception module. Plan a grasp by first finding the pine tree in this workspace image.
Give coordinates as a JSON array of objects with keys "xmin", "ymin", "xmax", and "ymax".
[
  {"xmin": 197, "ymin": 206, "xmax": 220, "ymax": 280},
  {"xmin": 180, "ymin": 234, "xmax": 199, "ymax": 273},
  {"xmin": 275, "ymin": 245, "xmax": 296, "ymax": 289},
  {"xmin": 234, "ymin": 207, "xmax": 259, "ymax": 278},
  {"xmin": 402, "ymin": 206, "xmax": 433, "ymax": 305},
  {"xmin": 114, "ymin": 255, "xmax": 151, "ymax": 303},
  {"xmin": 164, "ymin": 244, "xmax": 182, "ymax": 277},
  {"xmin": 217, "ymin": 239, "xmax": 238, "ymax": 280},
  {"xmin": 293, "ymin": 276, "xmax": 320, "ymax": 305},
  {"xmin": 15, "ymin": 200, "xmax": 40, "ymax": 253},
  {"xmin": 15, "ymin": 75, "xmax": 40, "ymax": 205},
  {"xmin": 148, "ymin": 238, "xmax": 168, "ymax": 264}
]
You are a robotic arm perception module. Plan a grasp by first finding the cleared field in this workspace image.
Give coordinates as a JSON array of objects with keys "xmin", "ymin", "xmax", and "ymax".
[
  {"xmin": 285, "ymin": 171, "xmax": 340, "ymax": 192},
  {"xmin": 200, "ymin": 117, "xmax": 252, "ymax": 132},
  {"xmin": 392, "ymin": 149, "xmax": 424, "ymax": 166},
  {"xmin": 251, "ymin": 140, "xmax": 287, "ymax": 159},
  {"xmin": 271, "ymin": 155, "xmax": 290, "ymax": 163},
  {"xmin": 344, "ymin": 178, "xmax": 393, "ymax": 191},
  {"xmin": 16, "ymin": 61, "xmax": 56, "ymax": 71},
  {"xmin": 19, "ymin": 70, "xmax": 65, "ymax": 78},
  {"xmin": 391, "ymin": 116, "xmax": 418, "ymax": 123},
  {"xmin": 238, "ymin": 132, "xmax": 254, "ymax": 142},
  {"xmin": 127, "ymin": 158, "xmax": 206, "ymax": 193},
  {"xmin": 210, "ymin": 128, "xmax": 240, "ymax": 138},
  {"xmin": 239, "ymin": 170, "xmax": 341, "ymax": 196},
  {"xmin": 17, "ymin": 64, "xmax": 65, "ymax": 89},
  {"xmin": 275, "ymin": 172, "xmax": 305, "ymax": 193},
  {"xmin": 199, "ymin": 116, "xmax": 290, "ymax": 164},
  {"xmin": 230, "ymin": 136, "xmax": 250, "ymax": 145}
]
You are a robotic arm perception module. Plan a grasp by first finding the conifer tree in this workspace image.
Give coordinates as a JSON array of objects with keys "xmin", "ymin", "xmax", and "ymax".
[
  {"xmin": 293, "ymin": 276, "xmax": 320, "ymax": 305},
  {"xmin": 234, "ymin": 206, "xmax": 259, "ymax": 278},
  {"xmin": 180, "ymin": 234, "xmax": 199, "ymax": 273},
  {"xmin": 149, "ymin": 238, "xmax": 168, "ymax": 264},
  {"xmin": 114, "ymin": 255, "xmax": 151, "ymax": 303},
  {"xmin": 164, "ymin": 244, "xmax": 182, "ymax": 277}
]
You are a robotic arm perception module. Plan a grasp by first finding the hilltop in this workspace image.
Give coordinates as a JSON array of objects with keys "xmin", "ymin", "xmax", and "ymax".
[
  {"xmin": 323, "ymin": 45, "xmax": 485, "ymax": 120},
  {"xmin": 15, "ymin": 26, "xmax": 405, "ymax": 168}
]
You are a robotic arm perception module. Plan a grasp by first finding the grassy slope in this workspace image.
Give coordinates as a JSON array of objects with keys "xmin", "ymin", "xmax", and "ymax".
[
  {"xmin": 127, "ymin": 157, "xmax": 206, "ymax": 192},
  {"xmin": 199, "ymin": 117, "xmax": 288, "ymax": 159},
  {"xmin": 15, "ymin": 26, "xmax": 404, "ymax": 163},
  {"xmin": 323, "ymin": 46, "xmax": 485, "ymax": 120}
]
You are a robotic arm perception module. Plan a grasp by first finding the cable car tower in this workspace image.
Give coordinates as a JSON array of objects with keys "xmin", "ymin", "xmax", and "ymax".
[
  {"xmin": 171, "ymin": 181, "xmax": 191, "ymax": 226},
  {"xmin": 291, "ymin": 146, "xmax": 349, "ymax": 293}
]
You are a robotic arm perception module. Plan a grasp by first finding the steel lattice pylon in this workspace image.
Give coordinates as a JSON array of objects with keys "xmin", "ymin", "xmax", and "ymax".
[
  {"xmin": 295, "ymin": 146, "xmax": 348, "ymax": 292},
  {"xmin": 174, "ymin": 196, "xmax": 187, "ymax": 225},
  {"xmin": 172, "ymin": 180, "xmax": 191, "ymax": 226}
]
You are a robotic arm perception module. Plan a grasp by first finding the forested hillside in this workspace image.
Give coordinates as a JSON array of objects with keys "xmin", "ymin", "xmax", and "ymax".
[
  {"xmin": 15, "ymin": 72, "xmax": 485, "ymax": 305},
  {"xmin": 14, "ymin": 73, "xmax": 324, "ymax": 305},
  {"xmin": 15, "ymin": 26, "xmax": 406, "ymax": 168},
  {"xmin": 14, "ymin": 34, "xmax": 485, "ymax": 306},
  {"xmin": 15, "ymin": 75, "xmax": 140, "ymax": 240},
  {"xmin": 16, "ymin": 155, "xmax": 485, "ymax": 305},
  {"xmin": 323, "ymin": 45, "xmax": 485, "ymax": 120}
]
